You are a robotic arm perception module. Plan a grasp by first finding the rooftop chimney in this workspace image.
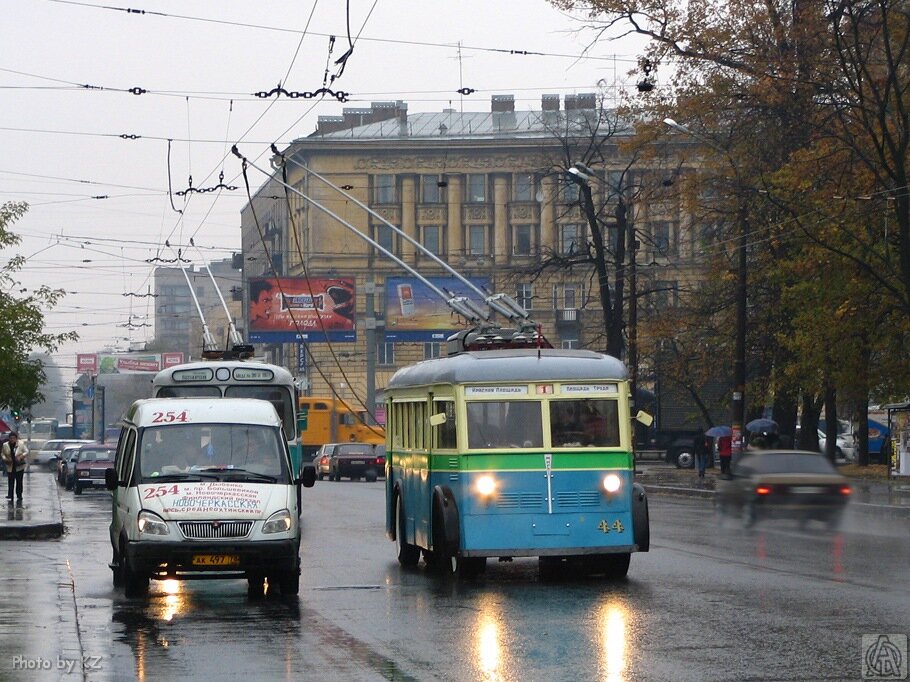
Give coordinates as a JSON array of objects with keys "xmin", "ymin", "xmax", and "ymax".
[
  {"xmin": 541, "ymin": 94, "xmax": 560, "ymax": 111},
  {"xmin": 491, "ymin": 94, "xmax": 515, "ymax": 113}
]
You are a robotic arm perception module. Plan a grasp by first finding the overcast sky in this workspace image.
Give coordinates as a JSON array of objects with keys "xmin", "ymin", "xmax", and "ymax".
[{"xmin": 2, "ymin": 0, "xmax": 644, "ymax": 382}]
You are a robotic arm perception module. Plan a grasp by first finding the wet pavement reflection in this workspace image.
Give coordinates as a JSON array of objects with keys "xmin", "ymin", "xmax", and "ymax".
[{"xmin": 1, "ymin": 473, "xmax": 909, "ymax": 680}]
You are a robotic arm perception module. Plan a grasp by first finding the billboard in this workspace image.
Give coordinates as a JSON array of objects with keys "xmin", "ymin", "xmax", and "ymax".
[
  {"xmin": 384, "ymin": 276, "xmax": 490, "ymax": 342},
  {"xmin": 75, "ymin": 352, "xmax": 185, "ymax": 375},
  {"xmin": 248, "ymin": 277, "xmax": 356, "ymax": 343}
]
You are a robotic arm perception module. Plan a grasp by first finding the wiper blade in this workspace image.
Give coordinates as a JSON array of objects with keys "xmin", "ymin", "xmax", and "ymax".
[
  {"xmin": 197, "ymin": 467, "xmax": 279, "ymax": 483},
  {"xmin": 143, "ymin": 472, "xmax": 220, "ymax": 482}
]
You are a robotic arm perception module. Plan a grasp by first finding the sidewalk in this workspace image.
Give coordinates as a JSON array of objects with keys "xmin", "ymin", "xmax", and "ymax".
[
  {"xmin": 637, "ymin": 463, "xmax": 910, "ymax": 518},
  {"xmin": 0, "ymin": 471, "xmax": 64, "ymax": 539}
]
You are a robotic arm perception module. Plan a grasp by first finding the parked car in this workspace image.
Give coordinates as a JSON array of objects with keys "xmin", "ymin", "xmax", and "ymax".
[
  {"xmin": 72, "ymin": 445, "xmax": 116, "ymax": 495},
  {"xmin": 716, "ymin": 450, "xmax": 852, "ymax": 528},
  {"xmin": 326, "ymin": 442, "xmax": 384, "ymax": 482},
  {"xmin": 34, "ymin": 439, "xmax": 94, "ymax": 470},
  {"xmin": 817, "ymin": 429, "xmax": 856, "ymax": 462},
  {"xmin": 58, "ymin": 444, "xmax": 87, "ymax": 489}
]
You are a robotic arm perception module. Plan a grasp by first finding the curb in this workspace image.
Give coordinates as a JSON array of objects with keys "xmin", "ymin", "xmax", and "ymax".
[{"xmin": 0, "ymin": 475, "xmax": 65, "ymax": 540}]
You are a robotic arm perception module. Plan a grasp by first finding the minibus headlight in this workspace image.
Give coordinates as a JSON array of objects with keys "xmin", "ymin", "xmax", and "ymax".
[
  {"xmin": 263, "ymin": 509, "xmax": 293, "ymax": 534},
  {"xmin": 475, "ymin": 475, "xmax": 496, "ymax": 497},
  {"xmin": 137, "ymin": 510, "xmax": 170, "ymax": 536},
  {"xmin": 602, "ymin": 473, "xmax": 622, "ymax": 494}
]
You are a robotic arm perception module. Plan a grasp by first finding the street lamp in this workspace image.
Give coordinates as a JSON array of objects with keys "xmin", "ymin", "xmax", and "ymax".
[{"xmin": 664, "ymin": 117, "xmax": 748, "ymax": 461}]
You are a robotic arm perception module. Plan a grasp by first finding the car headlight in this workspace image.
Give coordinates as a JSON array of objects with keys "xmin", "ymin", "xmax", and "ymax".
[
  {"xmin": 137, "ymin": 510, "xmax": 170, "ymax": 536},
  {"xmin": 78, "ymin": 470, "xmax": 90, "ymax": 478},
  {"xmin": 475, "ymin": 475, "xmax": 496, "ymax": 497},
  {"xmin": 602, "ymin": 473, "xmax": 622, "ymax": 493},
  {"xmin": 262, "ymin": 509, "xmax": 293, "ymax": 534}
]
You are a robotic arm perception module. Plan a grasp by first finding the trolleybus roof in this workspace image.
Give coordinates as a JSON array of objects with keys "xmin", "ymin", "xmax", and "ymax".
[{"xmin": 386, "ymin": 349, "xmax": 627, "ymax": 389}]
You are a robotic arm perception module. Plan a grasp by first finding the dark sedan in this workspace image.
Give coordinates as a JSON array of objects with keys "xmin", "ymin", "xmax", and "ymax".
[
  {"xmin": 328, "ymin": 442, "xmax": 383, "ymax": 482},
  {"xmin": 72, "ymin": 445, "xmax": 116, "ymax": 495},
  {"xmin": 716, "ymin": 450, "xmax": 852, "ymax": 528}
]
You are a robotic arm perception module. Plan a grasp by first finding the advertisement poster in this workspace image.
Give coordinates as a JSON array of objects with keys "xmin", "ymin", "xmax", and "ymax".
[
  {"xmin": 384, "ymin": 276, "xmax": 490, "ymax": 342},
  {"xmin": 75, "ymin": 352, "xmax": 184, "ymax": 375},
  {"xmin": 248, "ymin": 277, "xmax": 356, "ymax": 343}
]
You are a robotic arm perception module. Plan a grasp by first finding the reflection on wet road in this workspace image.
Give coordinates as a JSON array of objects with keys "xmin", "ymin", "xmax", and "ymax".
[{"xmin": 1, "ymin": 474, "xmax": 908, "ymax": 680}]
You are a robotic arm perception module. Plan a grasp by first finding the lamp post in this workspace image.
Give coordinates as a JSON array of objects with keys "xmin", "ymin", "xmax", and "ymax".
[{"xmin": 664, "ymin": 119, "xmax": 748, "ymax": 459}]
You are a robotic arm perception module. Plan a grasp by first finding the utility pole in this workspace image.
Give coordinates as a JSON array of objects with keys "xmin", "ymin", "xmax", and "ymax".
[{"xmin": 365, "ymin": 275, "xmax": 377, "ymax": 423}]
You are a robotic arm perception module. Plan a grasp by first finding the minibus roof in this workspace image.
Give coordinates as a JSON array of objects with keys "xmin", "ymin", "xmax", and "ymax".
[{"xmin": 125, "ymin": 398, "xmax": 282, "ymax": 428}]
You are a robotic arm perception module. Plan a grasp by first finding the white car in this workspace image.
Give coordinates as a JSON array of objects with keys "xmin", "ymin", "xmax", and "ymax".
[
  {"xmin": 33, "ymin": 439, "xmax": 94, "ymax": 470},
  {"xmin": 818, "ymin": 429, "xmax": 856, "ymax": 462}
]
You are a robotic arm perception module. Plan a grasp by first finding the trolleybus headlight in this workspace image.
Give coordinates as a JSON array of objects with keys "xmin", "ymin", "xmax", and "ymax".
[
  {"xmin": 476, "ymin": 475, "xmax": 496, "ymax": 497},
  {"xmin": 602, "ymin": 473, "xmax": 622, "ymax": 494},
  {"xmin": 263, "ymin": 509, "xmax": 293, "ymax": 534},
  {"xmin": 137, "ymin": 510, "xmax": 170, "ymax": 536}
]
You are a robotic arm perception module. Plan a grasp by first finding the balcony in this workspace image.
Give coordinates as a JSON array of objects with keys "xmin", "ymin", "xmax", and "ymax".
[{"xmin": 555, "ymin": 308, "xmax": 581, "ymax": 328}]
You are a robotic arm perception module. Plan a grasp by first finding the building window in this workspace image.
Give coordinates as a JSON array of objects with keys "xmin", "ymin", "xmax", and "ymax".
[
  {"xmin": 374, "ymin": 175, "xmax": 396, "ymax": 204},
  {"xmin": 559, "ymin": 224, "xmax": 583, "ymax": 255},
  {"xmin": 554, "ymin": 283, "xmax": 584, "ymax": 309},
  {"xmin": 468, "ymin": 225, "xmax": 487, "ymax": 256},
  {"xmin": 562, "ymin": 179, "xmax": 580, "ymax": 203},
  {"xmin": 422, "ymin": 225, "xmax": 442, "ymax": 256},
  {"xmin": 424, "ymin": 342, "xmax": 443, "ymax": 360},
  {"xmin": 651, "ymin": 280, "xmax": 679, "ymax": 309},
  {"xmin": 513, "ymin": 224, "xmax": 532, "ymax": 256},
  {"xmin": 466, "ymin": 174, "xmax": 487, "ymax": 203},
  {"xmin": 560, "ymin": 338, "xmax": 580, "ymax": 350},
  {"xmin": 373, "ymin": 224, "xmax": 395, "ymax": 255},
  {"xmin": 377, "ymin": 341, "xmax": 395, "ymax": 366},
  {"xmin": 514, "ymin": 174, "xmax": 535, "ymax": 201},
  {"xmin": 516, "ymin": 283, "xmax": 533, "ymax": 312},
  {"xmin": 650, "ymin": 221, "xmax": 676, "ymax": 257},
  {"xmin": 421, "ymin": 175, "xmax": 445, "ymax": 203}
]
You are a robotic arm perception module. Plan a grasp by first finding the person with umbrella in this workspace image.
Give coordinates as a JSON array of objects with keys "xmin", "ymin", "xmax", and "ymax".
[
  {"xmin": 699, "ymin": 426, "xmax": 733, "ymax": 476},
  {"xmin": 694, "ymin": 430, "xmax": 712, "ymax": 479}
]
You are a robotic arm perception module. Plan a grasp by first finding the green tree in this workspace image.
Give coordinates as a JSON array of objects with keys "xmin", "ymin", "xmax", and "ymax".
[{"xmin": 0, "ymin": 202, "xmax": 78, "ymax": 411}]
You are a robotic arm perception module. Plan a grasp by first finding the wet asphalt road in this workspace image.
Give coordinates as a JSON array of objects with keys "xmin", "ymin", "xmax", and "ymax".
[{"xmin": 1, "ymin": 472, "xmax": 908, "ymax": 681}]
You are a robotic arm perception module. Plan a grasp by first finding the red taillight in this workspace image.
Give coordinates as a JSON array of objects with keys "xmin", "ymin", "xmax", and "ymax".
[
  {"xmin": 320, "ymin": 456, "xmax": 328, "ymax": 465},
  {"xmin": 755, "ymin": 485, "xmax": 773, "ymax": 495},
  {"xmin": 840, "ymin": 485, "xmax": 852, "ymax": 495}
]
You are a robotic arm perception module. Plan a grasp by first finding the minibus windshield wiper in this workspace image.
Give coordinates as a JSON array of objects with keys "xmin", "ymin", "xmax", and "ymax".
[
  {"xmin": 142, "ymin": 472, "xmax": 221, "ymax": 482},
  {"xmin": 196, "ymin": 467, "xmax": 279, "ymax": 483}
]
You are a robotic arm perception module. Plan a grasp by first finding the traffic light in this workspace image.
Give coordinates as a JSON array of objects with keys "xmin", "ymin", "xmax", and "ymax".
[{"xmin": 11, "ymin": 409, "xmax": 20, "ymax": 421}]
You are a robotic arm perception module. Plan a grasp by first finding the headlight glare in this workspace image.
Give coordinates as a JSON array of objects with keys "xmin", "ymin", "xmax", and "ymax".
[
  {"xmin": 476, "ymin": 475, "xmax": 496, "ymax": 497},
  {"xmin": 602, "ymin": 473, "xmax": 622, "ymax": 493}
]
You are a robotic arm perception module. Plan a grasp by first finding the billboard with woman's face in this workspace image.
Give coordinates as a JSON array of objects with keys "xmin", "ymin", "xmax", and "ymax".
[{"xmin": 248, "ymin": 277, "xmax": 356, "ymax": 343}]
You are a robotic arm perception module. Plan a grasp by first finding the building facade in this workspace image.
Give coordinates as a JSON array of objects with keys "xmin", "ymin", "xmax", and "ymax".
[{"xmin": 240, "ymin": 94, "xmax": 704, "ymax": 413}]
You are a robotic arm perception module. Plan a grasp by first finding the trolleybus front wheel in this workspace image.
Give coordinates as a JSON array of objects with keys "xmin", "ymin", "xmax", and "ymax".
[{"xmin": 395, "ymin": 495, "xmax": 420, "ymax": 567}]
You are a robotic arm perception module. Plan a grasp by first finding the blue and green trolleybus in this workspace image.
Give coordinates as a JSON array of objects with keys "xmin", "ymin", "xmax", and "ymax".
[{"xmin": 384, "ymin": 346, "xmax": 650, "ymax": 579}]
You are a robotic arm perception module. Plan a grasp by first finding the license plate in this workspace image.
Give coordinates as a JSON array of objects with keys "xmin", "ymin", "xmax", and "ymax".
[
  {"xmin": 792, "ymin": 486, "xmax": 825, "ymax": 494},
  {"xmin": 350, "ymin": 460, "xmax": 364, "ymax": 465},
  {"xmin": 192, "ymin": 554, "xmax": 240, "ymax": 567}
]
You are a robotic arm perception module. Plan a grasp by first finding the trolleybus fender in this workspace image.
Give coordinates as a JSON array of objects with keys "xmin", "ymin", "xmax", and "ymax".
[
  {"xmin": 631, "ymin": 482, "xmax": 650, "ymax": 552},
  {"xmin": 432, "ymin": 485, "xmax": 460, "ymax": 556}
]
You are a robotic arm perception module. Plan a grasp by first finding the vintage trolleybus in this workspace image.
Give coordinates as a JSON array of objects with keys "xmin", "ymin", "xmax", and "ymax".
[{"xmin": 384, "ymin": 346, "xmax": 650, "ymax": 579}]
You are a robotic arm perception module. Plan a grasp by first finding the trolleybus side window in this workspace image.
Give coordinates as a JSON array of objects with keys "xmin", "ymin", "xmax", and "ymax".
[
  {"xmin": 466, "ymin": 401, "xmax": 543, "ymax": 449},
  {"xmin": 434, "ymin": 400, "xmax": 457, "ymax": 449},
  {"xmin": 549, "ymin": 399, "xmax": 620, "ymax": 447}
]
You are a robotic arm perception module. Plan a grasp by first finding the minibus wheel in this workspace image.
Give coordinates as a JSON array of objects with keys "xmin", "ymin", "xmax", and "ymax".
[
  {"xmin": 120, "ymin": 541, "xmax": 149, "ymax": 597},
  {"xmin": 247, "ymin": 574, "xmax": 265, "ymax": 599}
]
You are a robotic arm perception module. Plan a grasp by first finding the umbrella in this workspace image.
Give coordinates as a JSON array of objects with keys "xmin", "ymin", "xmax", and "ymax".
[
  {"xmin": 745, "ymin": 418, "xmax": 778, "ymax": 434},
  {"xmin": 705, "ymin": 425, "xmax": 733, "ymax": 438}
]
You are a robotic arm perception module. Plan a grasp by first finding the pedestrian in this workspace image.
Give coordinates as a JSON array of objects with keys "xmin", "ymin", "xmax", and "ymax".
[
  {"xmin": 2, "ymin": 432, "xmax": 29, "ymax": 502},
  {"xmin": 717, "ymin": 434, "xmax": 733, "ymax": 478},
  {"xmin": 694, "ymin": 433, "xmax": 709, "ymax": 479}
]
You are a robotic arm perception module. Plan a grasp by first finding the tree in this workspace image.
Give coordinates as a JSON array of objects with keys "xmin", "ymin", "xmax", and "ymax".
[{"xmin": 0, "ymin": 202, "xmax": 78, "ymax": 411}]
